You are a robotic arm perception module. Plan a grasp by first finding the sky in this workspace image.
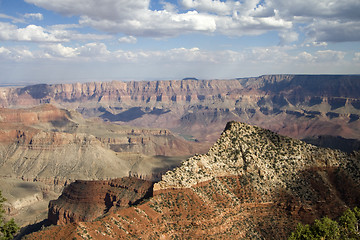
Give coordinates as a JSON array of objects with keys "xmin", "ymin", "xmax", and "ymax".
[{"xmin": 0, "ymin": 0, "xmax": 360, "ymax": 85}]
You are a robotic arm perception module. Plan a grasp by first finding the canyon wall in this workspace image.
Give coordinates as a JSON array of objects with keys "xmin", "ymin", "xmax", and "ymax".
[
  {"xmin": 27, "ymin": 121, "xmax": 360, "ymax": 239},
  {"xmin": 48, "ymin": 177, "xmax": 154, "ymax": 225},
  {"xmin": 1, "ymin": 75, "xmax": 360, "ymax": 144}
]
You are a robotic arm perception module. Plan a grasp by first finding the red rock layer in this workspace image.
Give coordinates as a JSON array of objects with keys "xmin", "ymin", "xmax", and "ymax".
[
  {"xmin": 28, "ymin": 169, "xmax": 360, "ymax": 240},
  {"xmin": 48, "ymin": 177, "xmax": 154, "ymax": 225}
]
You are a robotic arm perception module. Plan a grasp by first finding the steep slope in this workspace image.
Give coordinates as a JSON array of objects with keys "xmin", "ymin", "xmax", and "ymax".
[
  {"xmin": 48, "ymin": 177, "xmax": 154, "ymax": 225},
  {"xmin": 26, "ymin": 121, "xmax": 360, "ymax": 239},
  {"xmin": 0, "ymin": 105, "xmax": 200, "ymax": 227},
  {"xmin": 0, "ymin": 104, "xmax": 201, "ymax": 182}
]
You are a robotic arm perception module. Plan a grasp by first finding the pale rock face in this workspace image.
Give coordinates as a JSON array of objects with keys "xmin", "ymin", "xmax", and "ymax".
[{"xmin": 154, "ymin": 121, "xmax": 350, "ymax": 192}]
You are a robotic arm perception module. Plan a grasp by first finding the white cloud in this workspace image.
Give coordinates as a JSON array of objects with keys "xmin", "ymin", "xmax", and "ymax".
[
  {"xmin": 42, "ymin": 44, "xmax": 77, "ymax": 58},
  {"xmin": 0, "ymin": 46, "xmax": 34, "ymax": 61},
  {"xmin": 246, "ymin": 46, "xmax": 292, "ymax": 63},
  {"xmin": 269, "ymin": 0, "xmax": 360, "ymax": 42},
  {"xmin": 271, "ymin": 0, "xmax": 360, "ymax": 20},
  {"xmin": 278, "ymin": 30, "xmax": 299, "ymax": 45},
  {"xmin": 0, "ymin": 21, "xmax": 111, "ymax": 43},
  {"xmin": 305, "ymin": 20, "xmax": 360, "ymax": 43},
  {"xmin": 0, "ymin": 22, "xmax": 66, "ymax": 42},
  {"xmin": 118, "ymin": 36, "xmax": 137, "ymax": 44},
  {"xmin": 315, "ymin": 50, "xmax": 345, "ymax": 62},
  {"xmin": 179, "ymin": 0, "xmax": 233, "ymax": 15},
  {"xmin": 25, "ymin": 0, "xmax": 291, "ymax": 38},
  {"xmin": 0, "ymin": 13, "xmax": 24, "ymax": 23},
  {"xmin": 1, "ymin": 43, "xmax": 358, "ymax": 83},
  {"xmin": 296, "ymin": 51, "xmax": 315, "ymax": 62},
  {"xmin": 24, "ymin": 13, "xmax": 44, "ymax": 21},
  {"xmin": 354, "ymin": 52, "xmax": 360, "ymax": 61},
  {"xmin": 0, "ymin": 46, "xmax": 11, "ymax": 56},
  {"xmin": 77, "ymin": 42, "xmax": 110, "ymax": 58},
  {"xmin": 21, "ymin": 0, "xmax": 360, "ymax": 43}
]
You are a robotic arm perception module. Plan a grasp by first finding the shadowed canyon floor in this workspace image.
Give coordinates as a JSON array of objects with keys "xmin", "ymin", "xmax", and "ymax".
[{"xmin": 25, "ymin": 121, "xmax": 360, "ymax": 239}]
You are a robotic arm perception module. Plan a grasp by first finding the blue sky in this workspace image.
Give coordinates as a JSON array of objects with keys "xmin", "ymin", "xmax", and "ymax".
[{"xmin": 0, "ymin": 0, "xmax": 359, "ymax": 85}]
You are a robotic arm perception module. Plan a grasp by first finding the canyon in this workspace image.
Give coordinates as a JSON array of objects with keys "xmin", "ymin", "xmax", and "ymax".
[
  {"xmin": 0, "ymin": 104, "xmax": 201, "ymax": 227},
  {"xmin": 0, "ymin": 74, "xmax": 360, "ymax": 238},
  {"xmin": 1, "ymin": 75, "xmax": 359, "ymax": 146},
  {"xmin": 25, "ymin": 121, "xmax": 360, "ymax": 239}
]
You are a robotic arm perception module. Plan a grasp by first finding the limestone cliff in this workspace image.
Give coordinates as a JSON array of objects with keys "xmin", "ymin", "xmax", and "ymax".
[
  {"xmin": 26, "ymin": 121, "xmax": 360, "ymax": 239},
  {"xmin": 1, "ymin": 75, "xmax": 360, "ymax": 145}
]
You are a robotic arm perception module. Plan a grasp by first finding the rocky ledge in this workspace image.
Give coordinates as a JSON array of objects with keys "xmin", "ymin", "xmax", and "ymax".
[{"xmin": 48, "ymin": 177, "xmax": 154, "ymax": 225}]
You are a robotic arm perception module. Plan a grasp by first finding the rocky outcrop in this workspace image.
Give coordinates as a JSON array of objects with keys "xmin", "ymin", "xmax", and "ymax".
[
  {"xmin": 26, "ymin": 121, "xmax": 360, "ymax": 239},
  {"xmin": 48, "ymin": 177, "xmax": 154, "ymax": 225},
  {"xmin": 153, "ymin": 121, "xmax": 350, "ymax": 191}
]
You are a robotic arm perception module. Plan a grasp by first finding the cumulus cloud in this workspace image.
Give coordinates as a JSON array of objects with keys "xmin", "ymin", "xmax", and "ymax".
[
  {"xmin": 41, "ymin": 44, "xmax": 77, "ymax": 58},
  {"xmin": 41, "ymin": 42, "xmax": 110, "ymax": 60},
  {"xmin": 24, "ymin": 13, "xmax": 44, "ymax": 21},
  {"xmin": 315, "ymin": 50, "xmax": 345, "ymax": 62},
  {"xmin": 278, "ymin": 30, "xmax": 299, "ymax": 45},
  {"xmin": 0, "ymin": 46, "xmax": 11, "ymax": 56},
  {"xmin": 305, "ymin": 20, "xmax": 360, "ymax": 43},
  {"xmin": 294, "ymin": 50, "xmax": 345, "ymax": 63},
  {"xmin": 0, "ymin": 46, "xmax": 34, "ymax": 61},
  {"xmin": 0, "ymin": 21, "xmax": 111, "ymax": 43},
  {"xmin": 118, "ymin": 36, "xmax": 137, "ymax": 44},
  {"xmin": 22, "ymin": 0, "xmax": 360, "ymax": 43},
  {"xmin": 0, "ymin": 22, "xmax": 65, "ymax": 42},
  {"xmin": 296, "ymin": 51, "xmax": 315, "ymax": 62},
  {"xmin": 77, "ymin": 42, "xmax": 110, "ymax": 58},
  {"xmin": 179, "ymin": 0, "xmax": 234, "ymax": 15},
  {"xmin": 270, "ymin": 0, "xmax": 360, "ymax": 42},
  {"xmin": 271, "ymin": 0, "xmax": 360, "ymax": 20},
  {"xmin": 25, "ymin": 0, "xmax": 291, "ymax": 37}
]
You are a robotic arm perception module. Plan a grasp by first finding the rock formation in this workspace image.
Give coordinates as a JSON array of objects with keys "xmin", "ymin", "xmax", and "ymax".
[
  {"xmin": 48, "ymin": 177, "xmax": 154, "ymax": 225},
  {"xmin": 1, "ymin": 75, "xmax": 360, "ymax": 146},
  {"xmin": 26, "ymin": 121, "xmax": 360, "ymax": 239},
  {"xmin": 0, "ymin": 104, "xmax": 200, "ymax": 227}
]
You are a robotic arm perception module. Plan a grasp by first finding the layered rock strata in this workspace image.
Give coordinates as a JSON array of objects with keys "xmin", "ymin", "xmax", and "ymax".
[
  {"xmin": 27, "ymin": 121, "xmax": 360, "ymax": 239},
  {"xmin": 2, "ymin": 75, "xmax": 360, "ymax": 144},
  {"xmin": 48, "ymin": 177, "xmax": 154, "ymax": 225}
]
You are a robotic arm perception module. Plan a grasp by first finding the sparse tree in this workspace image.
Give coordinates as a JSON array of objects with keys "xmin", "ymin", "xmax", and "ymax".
[
  {"xmin": 0, "ymin": 190, "xmax": 19, "ymax": 240},
  {"xmin": 289, "ymin": 207, "xmax": 360, "ymax": 240},
  {"xmin": 339, "ymin": 208, "xmax": 359, "ymax": 239}
]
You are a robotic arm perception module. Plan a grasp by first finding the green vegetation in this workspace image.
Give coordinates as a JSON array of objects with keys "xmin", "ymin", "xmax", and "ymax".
[
  {"xmin": 0, "ymin": 190, "xmax": 19, "ymax": 240},
  {"xmin": 289, "ymin": 207, "xmax": 360, "ymax": 240}
]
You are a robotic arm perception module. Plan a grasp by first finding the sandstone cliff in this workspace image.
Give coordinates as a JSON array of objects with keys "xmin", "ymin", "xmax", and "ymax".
[
  {"xmin": 1, "ymin": 75, "xmax": 360, "ymax": 145},
  {"xmin": 26, "ymin": 121, "xmax": 360, "ymax": 239},
  {"xmin": 48, "ymin": 177, "xmax": 154, "ymax": 225}
]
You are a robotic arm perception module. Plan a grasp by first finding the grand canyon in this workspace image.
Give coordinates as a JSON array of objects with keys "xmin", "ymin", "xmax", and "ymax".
[{"xmin": 0, "ymin": 75, "xmax": 360, "ymax": 239}]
